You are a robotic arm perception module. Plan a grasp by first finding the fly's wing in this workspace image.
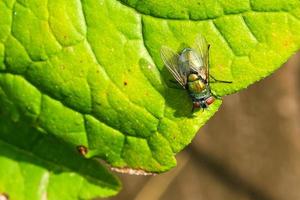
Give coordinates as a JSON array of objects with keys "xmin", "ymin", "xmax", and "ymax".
[
  {"xmin": 160, "ymin": 46, "xmax": 187, "ymax": 87},
  {"xmin": 193, "ymin": 34, "xmax": 210, "ymax": 82}
]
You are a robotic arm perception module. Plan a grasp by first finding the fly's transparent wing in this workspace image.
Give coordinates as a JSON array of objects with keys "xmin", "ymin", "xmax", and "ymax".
[
  {"xmin": 193, "ymin": 34, "xmax": 210, "ymax": 82},
  {"xmin": 160, "ymin": 46, "xmax": 187, "ymax": 87}
]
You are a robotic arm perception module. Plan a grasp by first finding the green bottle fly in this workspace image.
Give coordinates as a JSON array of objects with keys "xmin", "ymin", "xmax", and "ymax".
[{"xmin": 160, "ymin": 35, "xmax": 230, "ymax": 111}]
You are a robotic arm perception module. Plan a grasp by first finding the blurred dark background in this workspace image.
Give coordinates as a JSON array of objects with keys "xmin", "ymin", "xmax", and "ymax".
[{"xmin": 106, "ymin": 52, "xmax": 300, "ymax": 200}]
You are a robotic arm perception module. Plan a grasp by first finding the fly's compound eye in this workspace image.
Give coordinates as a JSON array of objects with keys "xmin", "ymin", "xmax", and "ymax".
[
  {"xmin": 205, "ymin": 96, "xmax": 215, "ymax": 105},
  {"xmin": 193, "ymin": 101, "xmax": 201, "ymax": 108}
]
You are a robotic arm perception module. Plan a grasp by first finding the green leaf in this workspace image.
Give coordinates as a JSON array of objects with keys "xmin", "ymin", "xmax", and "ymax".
[
  {"xmin": 1, "ymin": 0, "xmax": 300, "ymax": 183},
  {"xmin": 0, "ymin": 115, "xmax": 120, "ymax": 200}
]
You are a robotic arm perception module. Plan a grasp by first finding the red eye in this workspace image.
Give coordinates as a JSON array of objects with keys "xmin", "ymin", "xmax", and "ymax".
[
  {"xmin": 193, "ymin": 102, "xmax": 201, "ymax": 108},
  {"xmin": 205, "ymin": 97, "xmax": 215, "ymax": 105}
]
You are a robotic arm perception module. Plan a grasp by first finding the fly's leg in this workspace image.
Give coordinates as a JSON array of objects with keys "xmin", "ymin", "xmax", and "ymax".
[
  {"xmin": 211, "ymin": 91, "xmax": 222, "ymax": 99},
  {"xmin": 210, "ymin": 75, "xmax": 232, "ymax": 84},
  {"xmin": 191, "ymin": 106, "xmax": 204, "ymax": 113},
  {"xmin": 209, "ymin": 76, "xmax": 230, "ymax": 99},
  {"xmin": 191, "ymin": 106, "xmax": 195, "ymax": 113}
]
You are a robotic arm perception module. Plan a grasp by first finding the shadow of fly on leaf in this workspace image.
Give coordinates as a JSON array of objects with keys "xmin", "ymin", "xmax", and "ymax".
[{"xmin": 160, "ymin": 35, "xmax": 232, "ymax": 113}]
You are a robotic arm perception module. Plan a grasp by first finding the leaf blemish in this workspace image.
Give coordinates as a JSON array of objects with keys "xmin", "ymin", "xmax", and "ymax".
[{"xmin": 76, "ymin": 145, "xmax": 88, "ymax": 156}]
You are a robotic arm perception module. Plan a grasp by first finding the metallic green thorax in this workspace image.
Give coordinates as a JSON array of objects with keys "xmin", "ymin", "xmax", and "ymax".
[
  {"xmin": 187, "ymin": 74, "xmax": 205, "ymax": 93},
  {"xmin": 187, "ymin": 73, "xmax": 211, "ymax": 101}
]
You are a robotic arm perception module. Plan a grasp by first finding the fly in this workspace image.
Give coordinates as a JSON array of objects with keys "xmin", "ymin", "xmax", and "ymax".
[{"xmin": 160, "ymin": 35, "xmax": 231, "ymax": 112}]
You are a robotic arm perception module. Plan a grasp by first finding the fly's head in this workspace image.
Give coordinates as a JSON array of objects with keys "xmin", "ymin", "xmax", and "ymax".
[{"xmin": 192, "ymin": 96, "xmax": 215, "ymax": 111}]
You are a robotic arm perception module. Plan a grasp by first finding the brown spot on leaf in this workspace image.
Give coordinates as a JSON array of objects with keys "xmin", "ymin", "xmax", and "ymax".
[
  {"xmin": 77, "ymin": 145, "xmax": 88, "ymax": 156},
  {"xmin": 123, "ymin": 81, "xmax": 128, "ymax": 86}
]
